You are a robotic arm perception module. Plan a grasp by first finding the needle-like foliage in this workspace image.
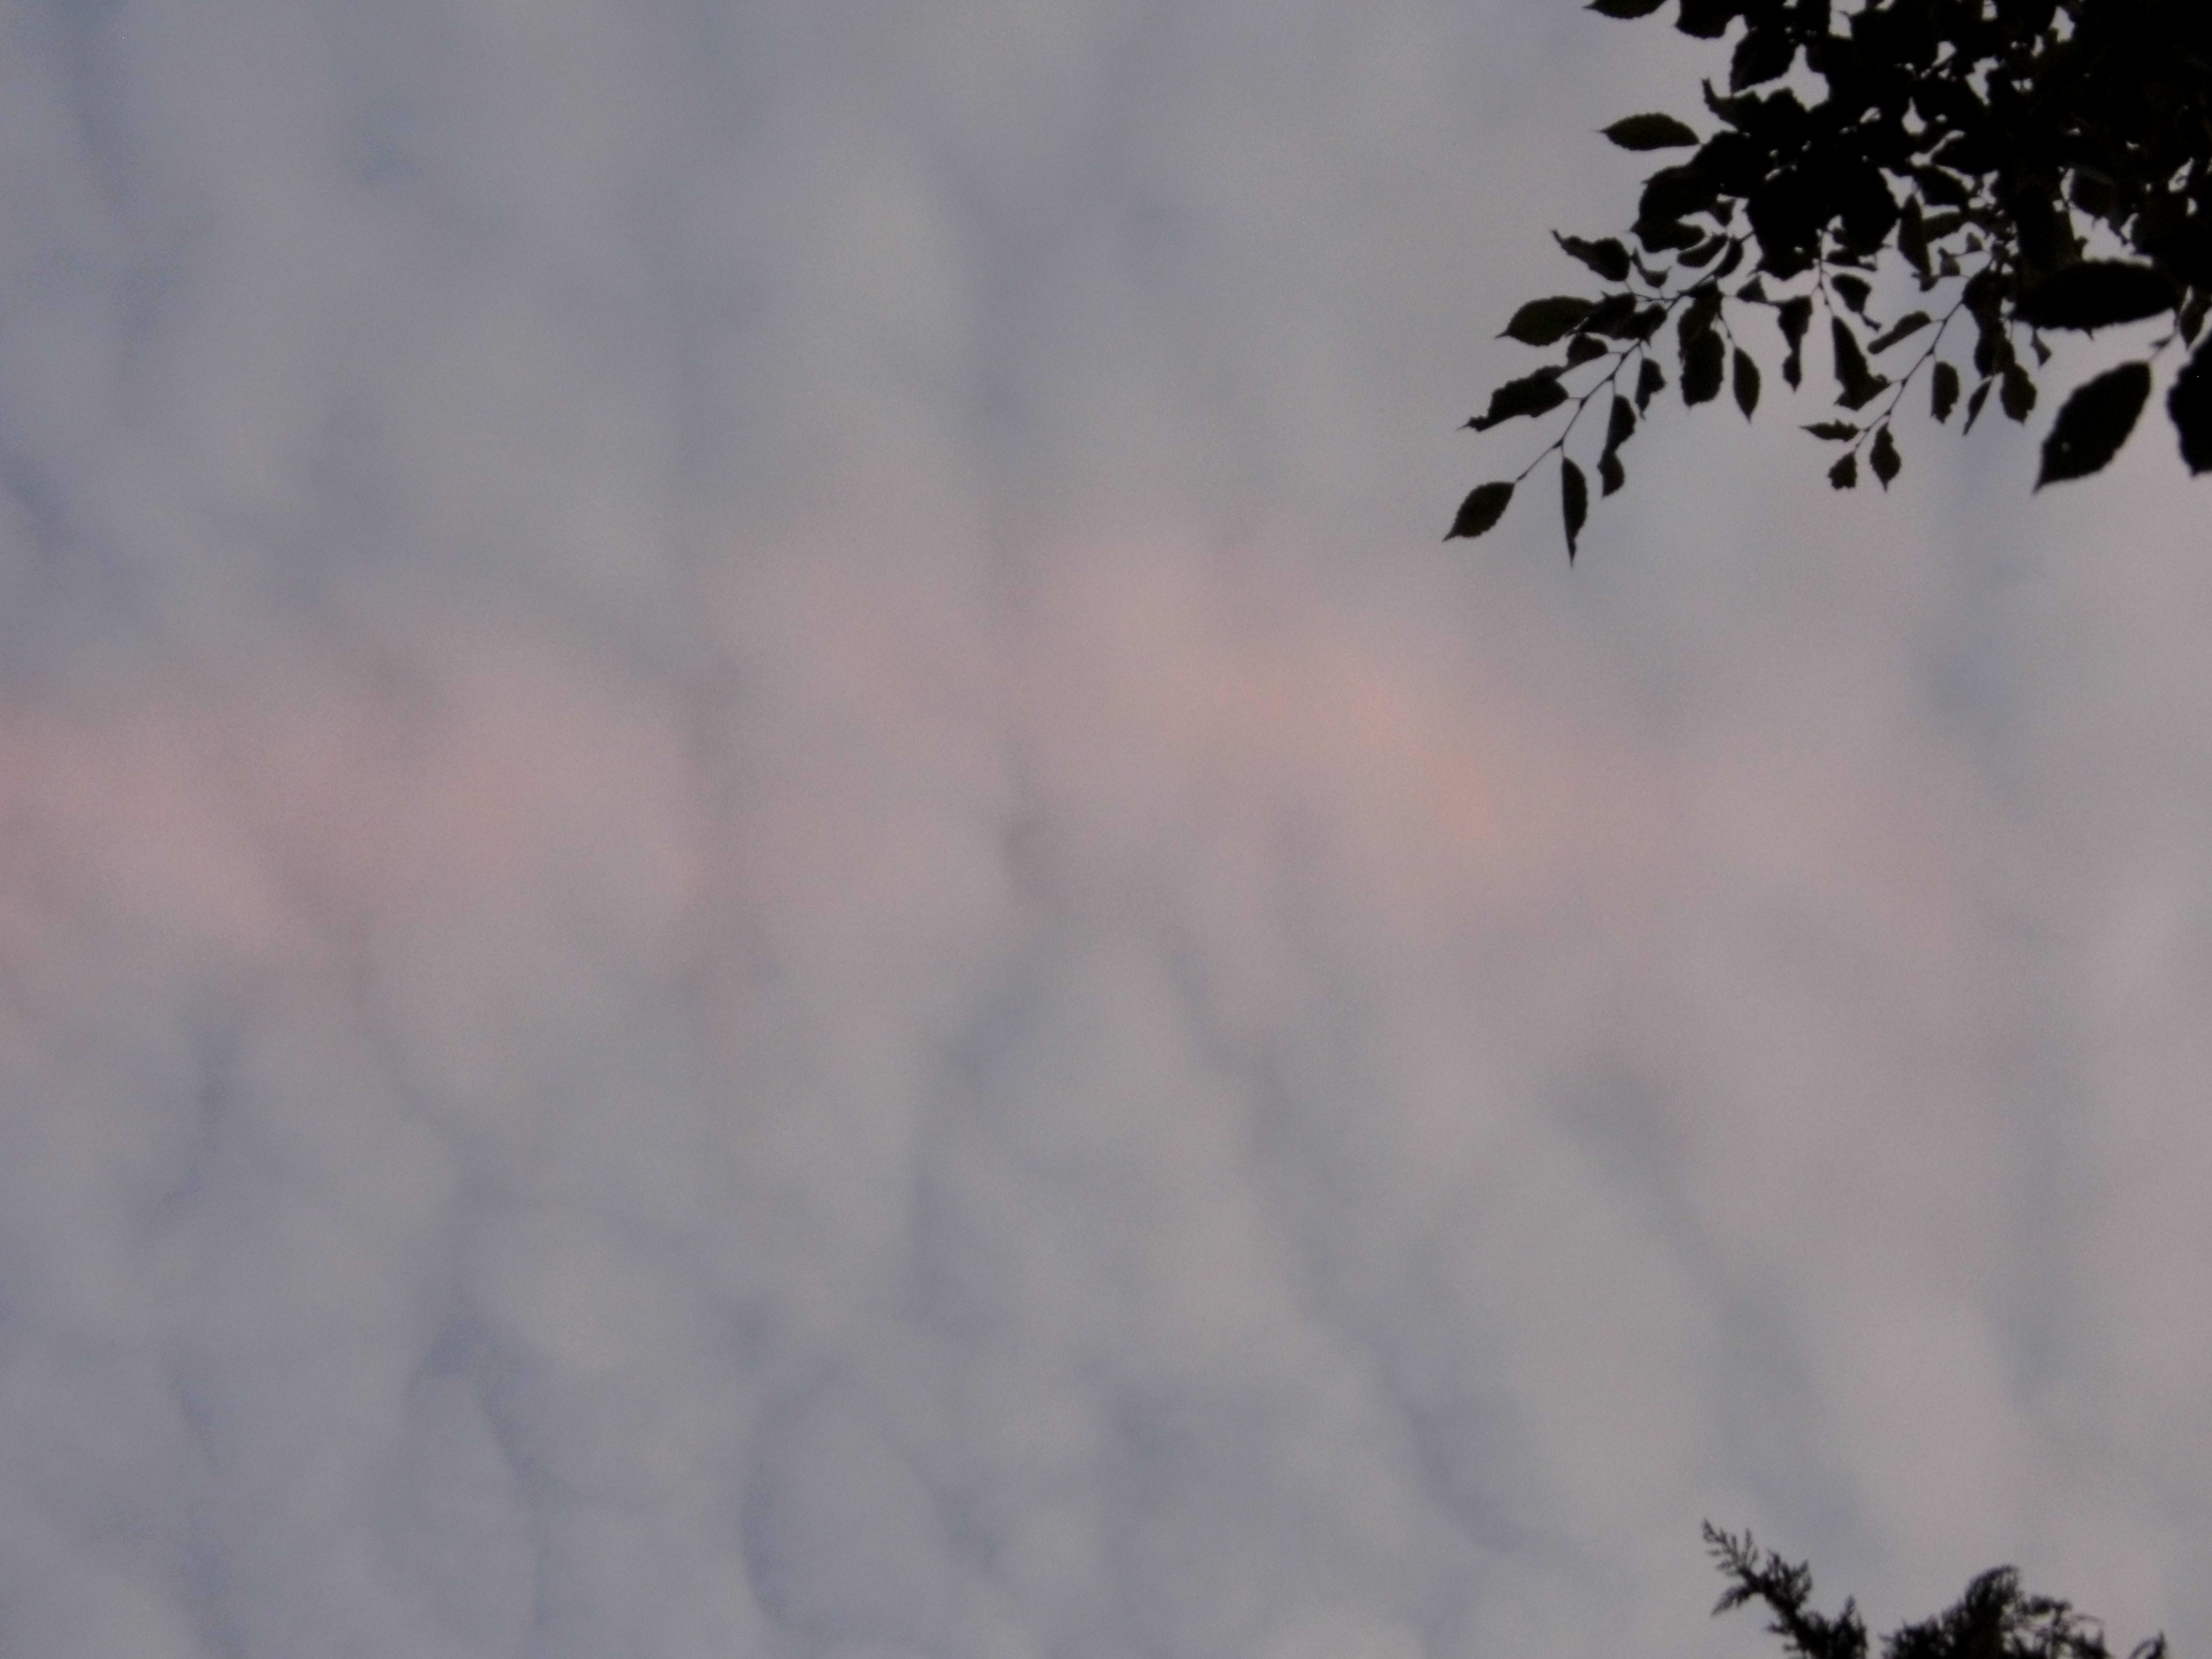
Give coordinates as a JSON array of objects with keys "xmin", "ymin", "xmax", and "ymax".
[{"xmin": 1703, "ymin": 1525, "xmax": 2169, "ymax": 1659}]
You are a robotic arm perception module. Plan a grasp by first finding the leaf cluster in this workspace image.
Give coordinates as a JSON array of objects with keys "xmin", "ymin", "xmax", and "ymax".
[
  {"xmin": 1451, "ymin": 0, "xmax": 2212, "ymax": 559},
  {"xmin": 1701, "ymin": 1525, "xmax": 2167, "ymax": 1659}
]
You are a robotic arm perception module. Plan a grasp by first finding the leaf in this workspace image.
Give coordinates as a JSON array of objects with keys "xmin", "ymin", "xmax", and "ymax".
[
  {"xmin": 2182, "ymin": 291, "xmax": 2209, "ymax": 344},
  {"xmin": 2000, "ymin": 361, "xmax": 2037, "ymax": 422},
  {"xmin": 1911, "ymin": 165, "xmax": 1972, "ymax": 208},
  {"xmin": 1828, "ymin": 453, "xmax": 1859, "ymax": 489},
  {"xmin": 1555, "ymin": 232, "xmax": 1633, "ymax": 283},
  {"xmin": 1565, "ymin": 333, "xmax": 1611, "ymax": 366},
  {"xmin": 1867, "ymin": 312, "xmax": 1933, "ymax": 353},
  {"xmin": 1599, "ymin": 449, "xmax": 1627, "ymax": 495},
  {"xmin": 1898, "ymin": 201, "xmax": 1931, "ymax": 277},
  {"xmin": 1636, "ymin": 357, "xmax": 1667, "ymax": 411},
  {"xmin": 1732, "ymin": 348, "xmax": 1761, "ymax": 418},
  {"xmin": 1675, "ymin": 0, "xmax": 1738, "ymax": 38},
  {"xmin": 1636, "ymin": 215, "xmax": 1704, "ymax": 253},
  {"xmin": 1503, "ymin": 296, "xmax": 1597, "ymax": 346},
  {"xmin": 1602, "ymin": 113, "xmax": 1700, "ymax": 151},
  {"xmin": 1587, "ymin": 0, "xmax": 1667, "ymax": 15},
  {"xmin": 1931, "ymin": 360, "xmax": 1961, "ymax": 422},
  {"xmin": 2170, "ymin": 338, "xmax": 2212, "ymax": 474},
  {"xmin": 1605, "ymin": 395, "xmax": 1637, "ymax": 454},
  {"xmin": 1578, "ymin": 293, "xmax": 1644, "ymax": 338},
  {"xmin": 1963, "ymin": 377, "xmax": 1993, "ymax": 432},
  {"xmin": 1467, "ymin": 369, "xmax": 1571, "ymax": 431},
  {"xmin": 1682, "ymin": 328, "xmax": 1725, "ymax": 405},
  {"xmin": 1831, "ymin": 274, "xmax": 1872, "ymax": 314},
  {"xmin": 1778, "ymin": 295, "xmax": 1812, "ymax": 388},
  {"xmin": 1447, "ymin": 481, "xmax": 1516, "ymax": 541},
  {"xmin": 1831, "ymin": 318, "xmax": 1887, "ymax": 409},
  {"xmin": 1870, "ymin": 426, "xmax": 1901, "ymax": 488},
  {"xmin": 1562, "ymin": 458, "xmax": 1589, "ymax": 562},
  {"xmin": 2017, "ymin": 262, "xmax": 2176, "ymax": 332},
  {"xmin": 1639, "ymin": 164, "xmax": 1719, "ymax": 228},
  {"xmin": 1730, "ymin": 26, "xmax": 1795, "ymax": 89},
  {"xmin": 2036, "ymin": 361, "xmax": 2151, "ymax": 488},
  {"xmin": 1678, "ymin": 286, "xmax": 1723, "ymax": 348},
  {"xmin": 1803, "ymin": 421, "xmax": 1858, "ymax": 441}
]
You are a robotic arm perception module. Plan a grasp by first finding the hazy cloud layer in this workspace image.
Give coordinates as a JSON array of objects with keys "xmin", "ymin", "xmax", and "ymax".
[{"xmin": 0, "ymin": 0, "xmax": 2207, "ymax": 1656}]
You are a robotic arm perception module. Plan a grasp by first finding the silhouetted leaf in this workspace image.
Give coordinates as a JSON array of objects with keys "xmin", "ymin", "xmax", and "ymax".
[
  {"xmin": 2017, "ymin": 262, "xmax": 2176, "ymax": 331},
  {"xmin": 2170, "ymin": 338, "xmax": 2212, "ymax": 473},
  {"xmin": 1636, "ymin": 357, "xmax": 1667, "ymax": 411},
  {"xmin": 1578, "ymin": 293, "xmax": 1645, "ymax": 338},
  {"xmin": 1639, "ymin": 163, "xmax": 1719, "ymax": 228},
  {"xmin": 1587, "ymin": 0, "xmax": 1666, "ymax": 15},
  {"xmin": 1867, "ymin": 312, "xmax": 1932, "ymax": 354},
  {"xmin": 1503, "ymin": 296, "xmax": 1596, "ymax": 345},
  {"xmin": 1778, "ymin": 296, "xmax": 1812, "ymax": 387},
  {"xmin": 2000, "ymin": 361, "xmax": 2036, "ymax": 422},
  {"xmin": 1566, "ymin": 333, "xmax": 1611, "ymax": 366},
  {"xmin": 1803, "ymin": 421, "xmax": 1858, "ymax": 441},
  {"xmin": 1599, "ymin": 449, "xmax": 1627, "ymax": 495},
  {"xmin": 1831, "ymin": 319, "xmax": 1887, "ymax": 409},
  {"xmin": 1831, "ymin": 274, "xmax": 1872, "ymax": 314},
  {"xmin": 2037, "ymin": 361, "xmax": 2151, "ymax": 488},
  {"xmin": 2182, "ymin": 291, "xmax": 2209, "ymax": 344},
  {"xmin": 1730, "ymin": 27, "xmax": 1794, "ymax": 89},
  {"xmin": 1910, "ymin": 164, "xmax": 1972, "ymax": 208},
  {"xmin": 1828, "ymin": 453, "xmax": 1858, "ymax": 489},
  {"xmin": 1555, "ymin": 232, "xmax": 1633, "ymax": 282},
  {"xmin": 1467, "ymin": 369, "xmax": 1571, "ymax": 431},
  {"xmin": 1678, "ymin": 286, "xmax": 1723, "ymax": 349},
  {"xmin": 1603, "ymin": 113, "xmax": 1699, "ymax": 150},
  {"xmin": 1963, "ymin": 378, "xmax": 1993, "ymax": 432},
  {"xmin": 1562, "ymin": 458, "xmax": 1589, "ymax": 561},
  {"xmin": 1682, "ymin": 328, "xmax": 1725, "ymax": 405},
  {"xmin": 1898, "ymin": 201, "xmax": 1931, "ymax": 277},
  {"xmin": 1931, "ymin": 361, "xmax": 1960, "ymax": 422},
  {"xmin": 1675, "ymin": 0, "xmax": 1738, "ymax": 39},
  {"xmin": 1731, "ymin": 348, "xmax": 1760, "ymax": 418},
  {"xmin": 1636, "ymin": 215, "xmax": 1704, "ymax": 252},
  {"xmin": 1446, "ymin": 481, "xmax": 1515, "ymax": 540},
  {"xmin": 1870, "ymin": 426, "xmax": 1901, "ymax": 488},
  {"xmin": 1605, "ymin": 395, "xmax": 1637, "ymax": 454}
]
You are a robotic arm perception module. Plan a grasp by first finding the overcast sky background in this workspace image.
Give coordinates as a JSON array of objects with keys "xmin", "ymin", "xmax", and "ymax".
[{"xmin": 0, "ymin": 0, "xmax": 2207, "ymax": 1655}]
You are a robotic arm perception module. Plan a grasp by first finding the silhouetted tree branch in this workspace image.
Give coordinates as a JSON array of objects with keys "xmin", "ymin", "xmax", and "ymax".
[
  {"xmin": 1451, "ymin": 0, "xmax": 2212, "ymax": 560},
  {"xmin": 1703, "ymin": 1524, "xmax": 2168, "ymax": 1659}
]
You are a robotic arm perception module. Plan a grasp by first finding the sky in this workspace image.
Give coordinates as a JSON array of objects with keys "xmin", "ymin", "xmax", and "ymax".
[{"xmin": 0, "ymin": 0, "xmax": 2207, "ymax": 1656}]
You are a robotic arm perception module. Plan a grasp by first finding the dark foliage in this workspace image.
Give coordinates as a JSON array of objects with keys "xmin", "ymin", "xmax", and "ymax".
[
  {"xmin": 1702, "ymin": 1525, "xmax": 2167, "ymax": 1659},
  {"xmin": 1449, "ymin": 0, "xmax": 2212, "ymax": 560}
]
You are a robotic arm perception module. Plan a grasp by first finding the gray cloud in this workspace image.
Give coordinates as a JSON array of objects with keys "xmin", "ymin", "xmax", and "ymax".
[{"xmin": 0, "ymin": 0, "xmax": 2206, "ymax": 1656}]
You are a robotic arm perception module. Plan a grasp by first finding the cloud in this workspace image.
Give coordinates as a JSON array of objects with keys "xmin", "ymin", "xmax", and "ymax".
[{"xmin": 0, "ymin": 0, "xmax": 2208, "ymax": 1657}]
